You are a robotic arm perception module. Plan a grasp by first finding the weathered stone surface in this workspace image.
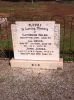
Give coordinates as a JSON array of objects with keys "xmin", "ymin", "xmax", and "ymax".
[{"xmin": 10, "ymin": 58, "xmax": 63, "ymax": 69}]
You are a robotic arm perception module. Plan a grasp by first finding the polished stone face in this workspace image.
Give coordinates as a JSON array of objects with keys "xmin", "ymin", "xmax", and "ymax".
[{"xmin": 11, "ymin": 21, "xmax": 60, "ymax": 61}]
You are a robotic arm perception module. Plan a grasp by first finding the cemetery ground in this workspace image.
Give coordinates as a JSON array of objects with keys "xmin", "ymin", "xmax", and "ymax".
[
  {"xmin": 0, "ymin": 60, "xmax": 74, "ymax": 100},
  {"xmin": 0, "ymin": 1, "xmax": 74, "ymax": 100}
]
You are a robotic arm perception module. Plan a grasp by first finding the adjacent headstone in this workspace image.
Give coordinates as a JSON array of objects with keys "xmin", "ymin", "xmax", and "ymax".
[{"xmin": 10, "ymin": 21, "xmax": 63, "ymax": 69}]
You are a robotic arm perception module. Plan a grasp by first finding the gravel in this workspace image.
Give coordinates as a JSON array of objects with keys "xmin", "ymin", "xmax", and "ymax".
[{"xmin": 0, "ymin": 60, "xmax": 74, "ymax": 100}]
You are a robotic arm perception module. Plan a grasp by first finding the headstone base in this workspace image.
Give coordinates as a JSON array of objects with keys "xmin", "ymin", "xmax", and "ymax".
[{"xmin": 10, "ymin": 58, "xmax": 63, "ymax": 69}]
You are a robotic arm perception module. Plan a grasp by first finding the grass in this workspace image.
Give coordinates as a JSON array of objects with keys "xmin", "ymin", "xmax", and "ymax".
[
  {"xmin": 63, "ymin": 56, "xmax": 74, "ymax": 61},
  {"xmin": 0, "ymin": 39, "xmax": 12, "ymax": 49},
  {"xmin": 0, "ymin": 1, "xmax": 74, "ymax": 13},
  {"xmin": 0, "ymin": 1, "xmax": 41, "ymax": 13}
]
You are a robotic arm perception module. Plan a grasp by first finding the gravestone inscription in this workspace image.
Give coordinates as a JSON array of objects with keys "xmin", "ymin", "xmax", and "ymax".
[{"xmin": 11, "ymin": 21, "xmax": 60, "ymax": 60}]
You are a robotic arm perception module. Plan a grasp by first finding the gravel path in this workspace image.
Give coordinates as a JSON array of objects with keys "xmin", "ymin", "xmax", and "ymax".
[{"xmin": 0, "ymin": 60, "xmax": 74, "ymax": 100}]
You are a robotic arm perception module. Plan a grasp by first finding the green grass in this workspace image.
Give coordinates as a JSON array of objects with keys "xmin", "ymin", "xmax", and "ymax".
[
  {"xmin": 0, "ymin": 1, "xmax": 40, "ymax": 13},
  {"xmin": 0, "ymin": 39, "xmax": 12, "ymax": 49},
  {"xmin": 63, "ymin": 56, "xmax": 74, "ymax": 61}
]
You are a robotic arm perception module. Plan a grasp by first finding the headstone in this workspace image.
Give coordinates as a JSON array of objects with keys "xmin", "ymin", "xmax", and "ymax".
[{"xmin": 10, "ymin": 21, "xmax": 63, "ymax": 69}]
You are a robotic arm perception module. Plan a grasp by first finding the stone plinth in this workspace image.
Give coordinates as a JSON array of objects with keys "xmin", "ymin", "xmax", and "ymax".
[{"xmin": 10, "ymin": 58, "xmax": 63, "ymax": 69}]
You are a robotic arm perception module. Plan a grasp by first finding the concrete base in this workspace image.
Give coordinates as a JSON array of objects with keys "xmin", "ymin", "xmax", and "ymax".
[{"xmin": 10, "ymin": 58, "xmax": 63, "ymax": 69}]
